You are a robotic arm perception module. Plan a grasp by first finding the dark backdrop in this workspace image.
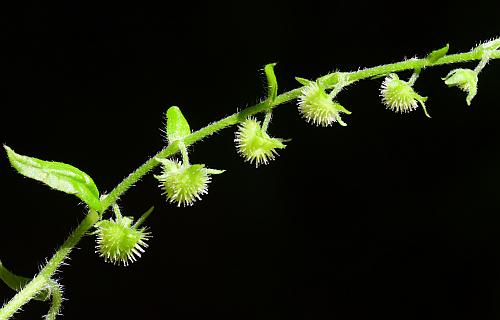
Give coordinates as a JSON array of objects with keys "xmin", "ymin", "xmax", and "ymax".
[{"xmin": 2, "ymin": 1, "xmax": 500, "ymax": 319}]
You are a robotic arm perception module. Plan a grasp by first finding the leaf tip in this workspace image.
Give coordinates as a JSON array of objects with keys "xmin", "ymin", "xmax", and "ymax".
[{"xmin": 3, "ymin": 144, "xmax": 12, "ymax": 154}]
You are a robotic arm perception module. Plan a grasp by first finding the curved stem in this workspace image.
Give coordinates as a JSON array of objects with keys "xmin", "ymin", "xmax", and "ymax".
[
  {"xmin": 0, "ymin": 211, "xmax": 99, "ymax": 320},
  {"xmin": 1, "ymin": 46, "xmax": 499, "ymax": 319},
  {"xmin": 44, "ymin": 280, "xmax": 62, "ymax": 320}
]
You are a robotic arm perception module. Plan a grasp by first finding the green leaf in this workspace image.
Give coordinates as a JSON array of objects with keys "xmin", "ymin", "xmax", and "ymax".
[
  {"xmin": 206, "ymin": 168, "xmax": 226, "ymax": 175},
  {"xmin": 369, "ymin": 73, "xmax": 390, "ymax": 80},
  {"xmin": 264, "ymin": 63, "xmax": 278, "ymax": 103},
  {"xmin": 133, "ymin": 205, "xmax": 155, "ymax": 228},
  {"xmin": 166, "ymin": 106, "xmax": 191, "ymax": 143},
  {"xmin": 426, "ymin": 44, "xmax": 449, "ymax": 63},
  {"xmin": 295, "ymin": 77, "xmax": 312, "ymax": 86},
  {"xmin": 0, "ymin": 260, "xmax": 50, "ymax": 301},
  {"xmin": 4, "ymin": 146, "xmax": 101, "ymax": 211}
]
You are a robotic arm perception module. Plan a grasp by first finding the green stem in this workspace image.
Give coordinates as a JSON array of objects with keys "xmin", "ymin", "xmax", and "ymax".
[
  {"xmin": 112, "ymin": 203, "xmax": 122, "ymax": 220},
  {"xmin": 0, "ymin": 210, "xmax": 99, "ymax": 320},
  {"xmin": 2, "ymin": 47, "xmax": 499, "ymax": 319},
  {"xmin": 319, "ymin": 50, "xmax": 500, "ymax": 88},
  {"xmin": 327, "ymin": 72, "xmax": 349, "ymax": 99},
  {"xmin": 474, "ymin": 53, "xmax": 491, "ymax": 74},
  {"xmin": 45, "ymin": 280, "xmax": 62, "ymax": 320},
  {"xmin": 178, "ymin": 141, "xmax": 190, "ymax": 166},
  {"xmin": 408, "ymin": 69, "xmax": 421, "ymax": 86},
  {"xmin": 261, "ymin": 111, "xmax": 272, "ymax": 132}
]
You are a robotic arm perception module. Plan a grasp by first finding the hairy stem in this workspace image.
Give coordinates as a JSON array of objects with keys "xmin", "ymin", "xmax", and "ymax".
[
  {"xmin": 2, "ymin": 47, "xmax": 499, "ymax": 319},
  {"xmin": 261, "ymin": 111, "xmax": 272, "ymax": 132},
  {"xmin": 44, "ymin": 281, "xmax": 62, "ymax": 320},
  {"xmin": 179, "ymin": 141, "xmax": 190, "ymax": 166},
  {"xmin": 0, "ymin": 211, "xmax": 99, "ymax": 320}
]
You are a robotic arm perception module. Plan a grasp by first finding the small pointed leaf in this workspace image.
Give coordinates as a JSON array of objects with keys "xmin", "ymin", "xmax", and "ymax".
[
  {"xmin": 166, "ymin": 106, "xmax": 191, "ymax": 143},
  {"xmin": 426, "ymin": 44, "xmax": 449, "ymax": 63},
  {"xmin": 206, "ymin": 168, "xmax": 225, "ymax": 175},
  {"xmin": 264, "ymin": 63, "xmax": 278, "ymax": 103},
  {"xmin": 133, "ymin": 205, "xmax": 155, "ymax": 228},
  {"xmin": 4, "ymin": 146, "xmax": 101, "ymax": 211},
  {"xmin": 370, "ymin": 73, "xmax": 390, "ymax": 80},
  {"xmin": 295, "ymin": 77, "xmax": 312, "ymax": 86}
]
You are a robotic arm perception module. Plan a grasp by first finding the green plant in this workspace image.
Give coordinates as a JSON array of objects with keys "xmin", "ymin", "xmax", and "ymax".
[{"xmin": 1, "ymin": 37, "xmax": 499, "ymax": 319}]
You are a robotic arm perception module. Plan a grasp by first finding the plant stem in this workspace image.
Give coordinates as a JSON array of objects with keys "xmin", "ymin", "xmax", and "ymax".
[
  {"xmin": 112, "ymin": 203, "xmax": 122, "ymax": 219},
  {"xmin": 1, "ymin": 47, "xmax": 499, "ymax": 319},
  {"xmin": 179, "ymin": 141, "xmax": 190, "ymax": 166},
  {"xmin": 261, "ymin": 111, "xmax": 272, "ymax": 132},
  {"xmin": 45, "ymin": 280, "xmax": 62, "ymax": 320},
  {"xmin": 408, "ymin": 69, "xmax": 421, "ymax": 86},
  {"xmin": 0, "ymin": 211, "xmax": 99, "ymax": 320}
]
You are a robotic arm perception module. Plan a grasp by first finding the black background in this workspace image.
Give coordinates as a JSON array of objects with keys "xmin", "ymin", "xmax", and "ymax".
[{"xmin": 1, "ymin": 1, "xmax": 500, "ymax": 319}]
